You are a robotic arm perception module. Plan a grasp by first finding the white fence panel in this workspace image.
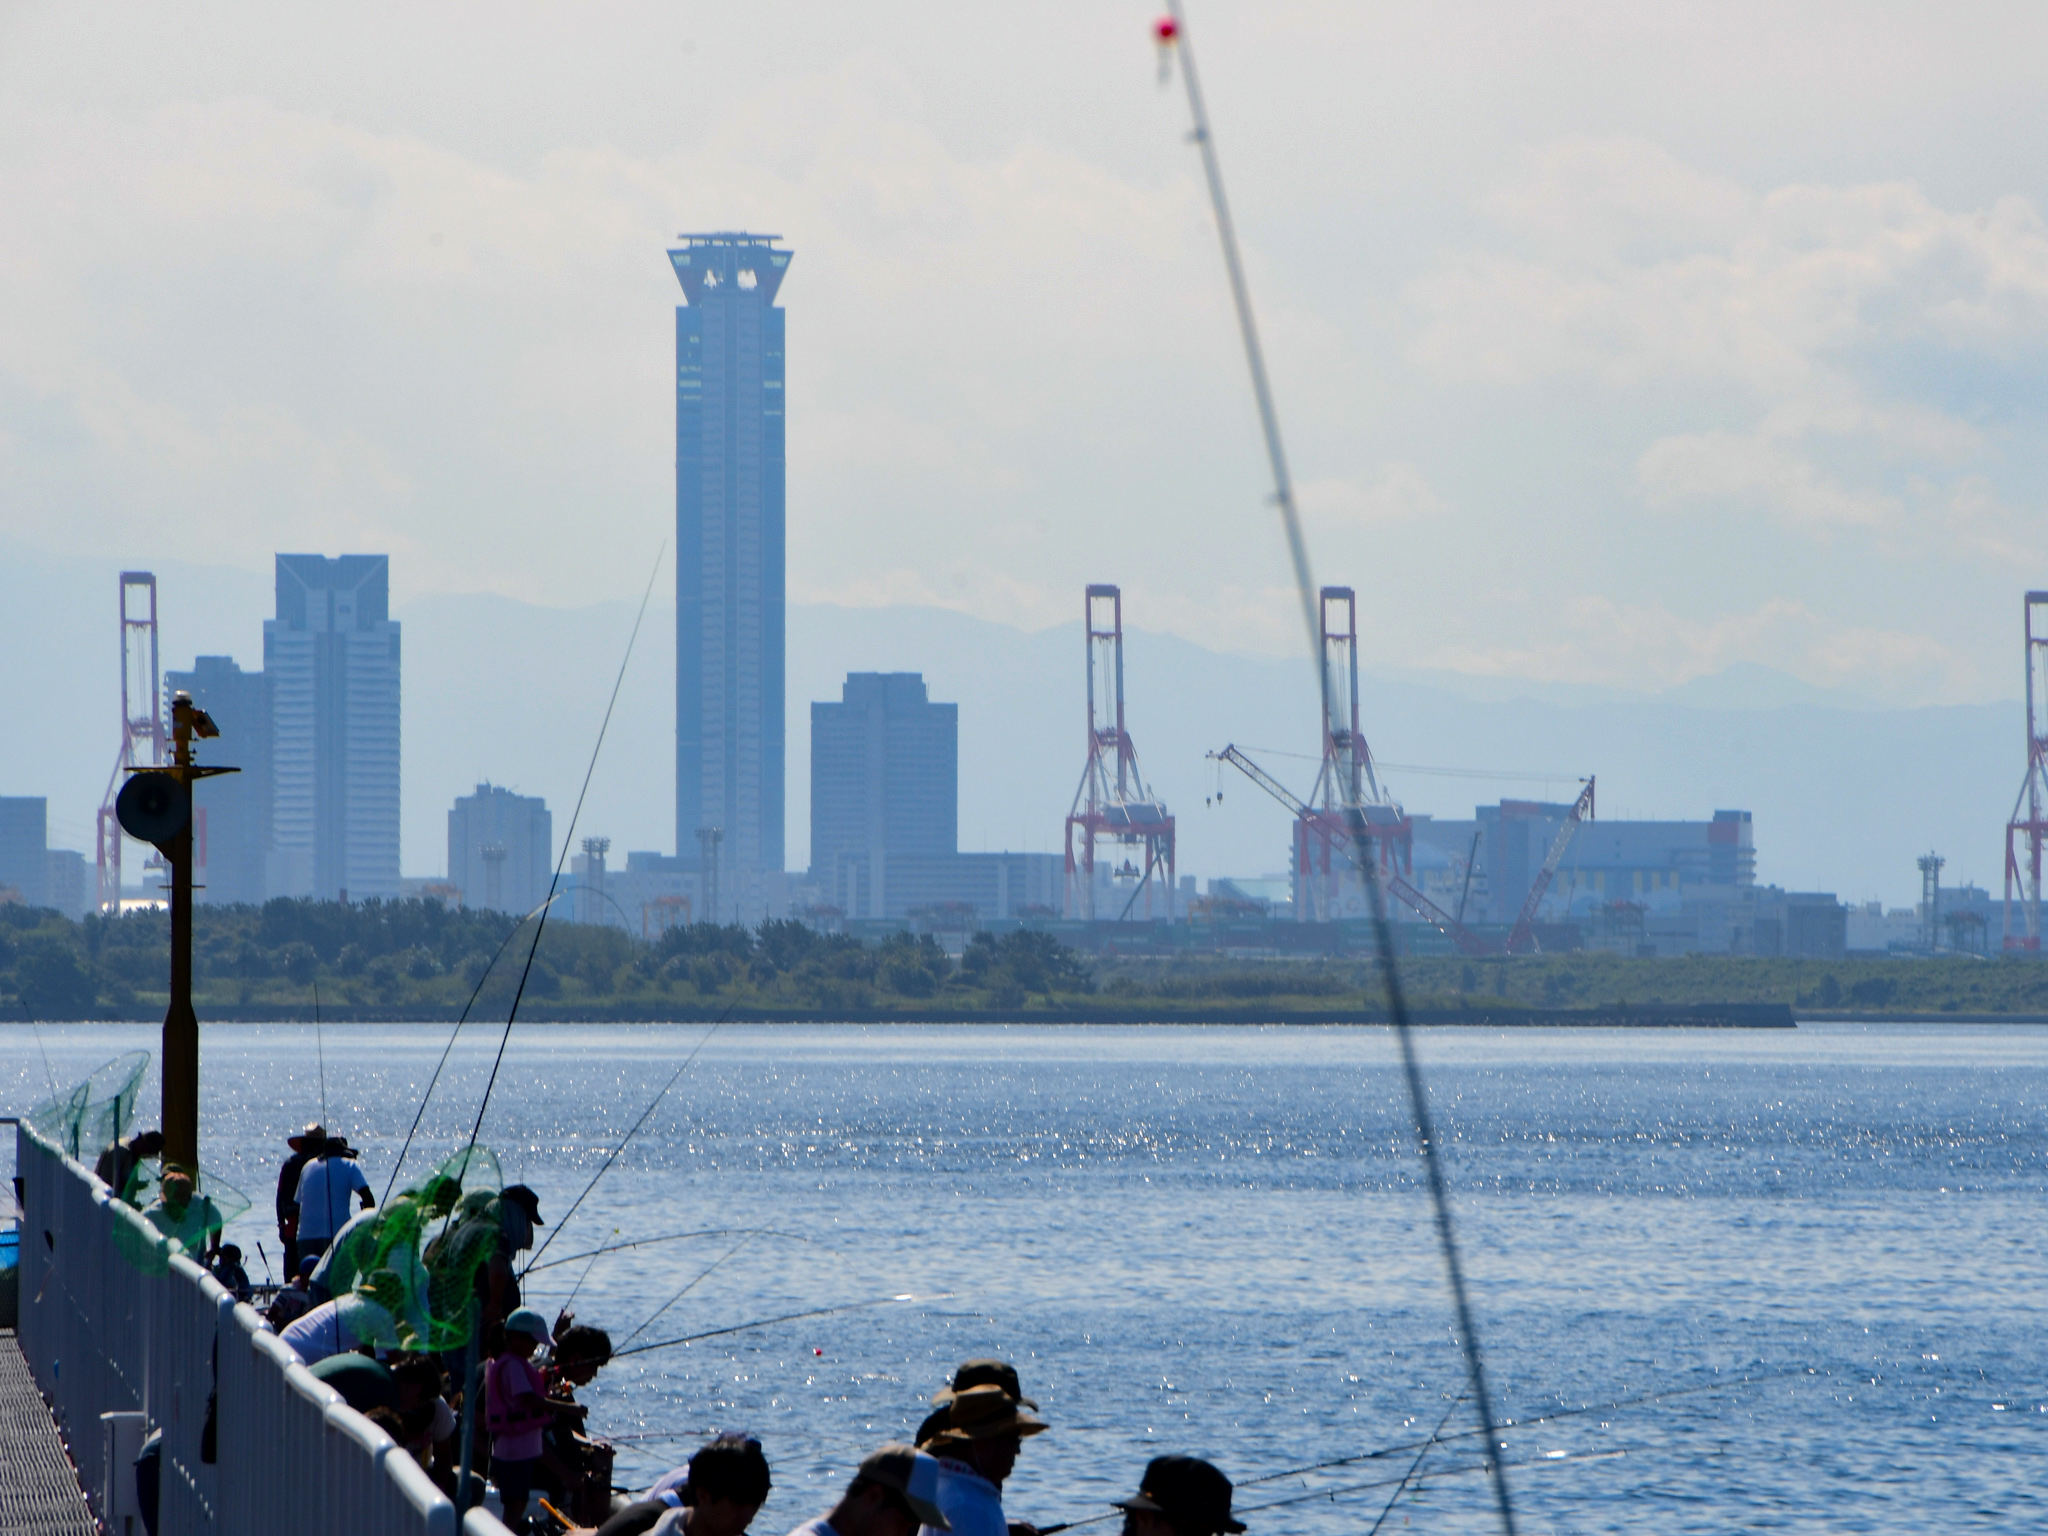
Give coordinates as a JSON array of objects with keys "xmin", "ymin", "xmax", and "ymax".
[{"xmin": 16, "ymin": 1123, "xmax": 510, "ymax": 1536}]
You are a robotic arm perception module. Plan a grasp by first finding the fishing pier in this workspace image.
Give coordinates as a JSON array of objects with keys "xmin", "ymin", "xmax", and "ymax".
[{"xmin": 8, "ymin": 1120, "xmax": 517, "ymax": 1536}]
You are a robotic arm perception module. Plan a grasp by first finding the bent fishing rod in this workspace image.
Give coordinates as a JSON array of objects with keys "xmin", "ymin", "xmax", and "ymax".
[
  {"xmin": 523, "ymin": 1225, "xmax": 814, "ymax": 1276},
  {"xmin": 615, "ymin": 1229, "xmax": 763, "ymax": 1349},
  {"xmin": 612, "ymin": 1292, "xmax": 949, "ymax": 1360},
  {"xmin": 1158, "ymin": 6, "xmax": 1516, "ymax": 1531},
  {"xmin": 382, "ymin": 892, "xmax": 566, "ymax": 1204},
  {"xmin": 519, "ymin": 1005, "xmax": 739, "ymax": 1277},
  {"xmin": 463, "ymin": 543, "xmax": 666, "ymax": 1161}
]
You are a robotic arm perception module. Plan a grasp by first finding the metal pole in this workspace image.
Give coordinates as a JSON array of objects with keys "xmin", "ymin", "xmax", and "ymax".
[
  {"xmin": 456, "ymin": 1309, "xmax": 480, "ymax": 1514},
  {"xmin": 162, "ymin": 710, "xmax": 199, "ymax": 1174}
]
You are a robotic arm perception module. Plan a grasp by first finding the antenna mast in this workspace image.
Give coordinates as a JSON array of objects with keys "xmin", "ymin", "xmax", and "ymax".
[{"xmin": 97, "ymin": 572, "xmax": 166, "ymax": 913}]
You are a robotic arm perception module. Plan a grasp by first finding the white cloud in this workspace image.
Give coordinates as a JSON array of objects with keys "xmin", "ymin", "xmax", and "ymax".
[
  {"xmin": 1297, "ymin": 463, "xmax": 1445, "ymax": 529},
  {"xmin": 1636, "ymin": 431, "xmax": 1895, "ymax": 529}
]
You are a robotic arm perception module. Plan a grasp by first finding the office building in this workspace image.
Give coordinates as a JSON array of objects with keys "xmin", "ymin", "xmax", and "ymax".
[
  {"xmin": 264, "ymin": 555, "xmax": 401, "ymax": 902},
  {"xmin": 45, "ymin": 850, "xmax": 89, "ymax": 921},
  {"xmin": 811, "ymin": 673, "xmax": 956, "ymax": 916},
  {"xmin": 447, "ymin": 784, "xmax": 552, "ymax": 915},
  {"xmin": 671, "ymin": 232, "xmax": 791, "ymax": 884},
  {"xmin": 0, "ymin": 797, "xmax": 48, "ymax": 907},
  {"xmin": 165, "ymin": 656, "xmax": 272, "ymax": 906}
]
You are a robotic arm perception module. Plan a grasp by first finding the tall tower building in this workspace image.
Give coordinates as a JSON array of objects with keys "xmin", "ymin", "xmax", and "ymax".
[
  {"xmin": 670, "ymin": 232, "xmax": 791, "ymax": 885},
  {"xmin": 163, "ymin": 656, "xmax": 272, "ymax": 906},
  {"xmin": 264, "ymin": 555, "xmax": 401, "ymax": 902}
]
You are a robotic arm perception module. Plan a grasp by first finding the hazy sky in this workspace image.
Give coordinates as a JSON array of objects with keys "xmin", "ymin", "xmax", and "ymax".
[{"xmin": 5, "ymin": 0, "xmax": 2047, "ymax": 708}]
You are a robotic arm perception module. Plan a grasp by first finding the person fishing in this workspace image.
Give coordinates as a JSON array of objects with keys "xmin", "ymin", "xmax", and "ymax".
[
  {"xmin": 1112, "ymin": 1458, "xmax": 1244, "ymax": 1536},
  {"xmin": 276, "ymin": 1122, "xmax": 326, "ymax": 1273},
  {"xmin": 917, "ymin": 1385, "xmax": 1047, "ymax": 1536},
  {"xmin": 915, "ymin": 1361, "xmax": 1037, "ymax": 1449},
  {"xmin": 141, "ymin": 1167, "xmax": 223, "ymax": 1258},
  {"xmin": 95, "ymin": 1127, "xmax": 163, "ymax": 1204},
  {"xmin": 590, "ymin": 1430, "xmax": 773, "ymax": 1536},
  {"xmin": 293, "ymin": 1130, "xmax": 374, "ymax": 1264},
  {"xmin": 487, "ymin": 1308, "xmax": 556, "ymax": 1535},
  {"xmin": 778, "ymin": 1444, "xmax": 951, "ymax": 1536},
  {"xmin": 537, "ymin": 1316, "xmax": 617, "ymax": 1525}
]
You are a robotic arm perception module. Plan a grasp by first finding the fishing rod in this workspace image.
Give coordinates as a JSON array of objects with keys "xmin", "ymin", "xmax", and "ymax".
[
  {"xmin": 1157, "ymin": 8, "xmax": 1515, "ymax": 1531},
  {"xmin": 381, "ymin": 892, "xmax": 565, "ymax": 1204},
  {"xmin": 1240, "ymin": 1447, "xmax": 1626, "ymax": 1517},
  {"xmin": 613, "ymin": 1292, "xmax": 946, "ymax": 1360},
  {"xmin": 463, "ymin": 545, "xmax": 665, "ymax": 1161},
  {"xmin": 313, "ymin": 976, "xmax": 330, "ymax": 1126},
  {"xmin": 518, "ymin": 1011, "xmax": 732, "ymax": 1276},
  {"xmin": 1364, "ymin": 1391, "xmax": 1465, "ymax": 1536},
  {"xmin": 1237, "ymin": 1368, "xmax": 1792, "ymax": 1491},
  {"xmin": 617, "ymin": 1231, "xmax": 765, "ymax": 1349},
  {"xmin": 524, "ymin": 1226, "xmax": 813, "ymax": 1276}
]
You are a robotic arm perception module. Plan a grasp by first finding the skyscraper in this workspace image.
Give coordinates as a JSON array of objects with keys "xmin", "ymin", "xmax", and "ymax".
[
  {"xmin": 164, "ymin": 656, "xmax": 271, "ymax": 906},
  {"xmin": 670, "ymin": 232, "xmax": 791, "ymax": 886},
  {"xmin": 264, "ymin": 555, "xmax": 401, "ymax": 901},
  {"xmin": 448, "ymin": 783, "xmax": 552, "ymax": 915},
  {"xmin": 810, "ymin": 672, "xmax": 957, "ymax": 918}
]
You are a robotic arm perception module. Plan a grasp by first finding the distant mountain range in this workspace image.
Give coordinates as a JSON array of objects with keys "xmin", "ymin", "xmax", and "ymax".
[{"xmin": 2, "ymin": 537, "xmax": 2017, "ymax": 905}]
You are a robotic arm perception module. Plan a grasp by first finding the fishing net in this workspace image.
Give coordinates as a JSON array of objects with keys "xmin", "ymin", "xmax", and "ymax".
[
  {"xmin": 111, "ymin": 1166, "xmax": 253, "ymax": 1275},
  {"xmin": 25, "ymin": 1052, "xmax": 149, "ymax": 1165},
  {"xmin": 338, "ymin": 1145, "xmax": 506, "ymax": 1353}
]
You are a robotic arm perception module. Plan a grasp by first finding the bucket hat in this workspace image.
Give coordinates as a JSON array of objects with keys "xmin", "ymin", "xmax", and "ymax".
[
  {"xmin": 288, "ymin": 1123, "xmax": 327, "ymax": 1152},
  {"xmin": 1116, "ymin": 1457, "xmax": 1245, "ymax": 1535},
  {"xmin": 932, "ymin": 1359, "xmax": 1037, "ymax": 1410}
]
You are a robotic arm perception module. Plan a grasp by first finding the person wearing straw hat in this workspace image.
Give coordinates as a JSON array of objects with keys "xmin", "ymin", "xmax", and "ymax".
[
  {"xmin": 780, "ymin": 1443, "xmax": 950, "ymax": 1536},
  {"xmin": 1113, "ymin": 1457, "xmax": 1245, "ymax": 1536},
  {"xmin": 917, "ymin": 1385, "xmax": 1046, "ymax": 1536},
  {"xmin": 915, "ymin": 1361, "xmax": 1037, "ymax": 1449}
]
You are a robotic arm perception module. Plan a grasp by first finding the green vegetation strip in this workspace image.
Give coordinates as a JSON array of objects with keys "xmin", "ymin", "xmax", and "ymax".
[{"xmin": 0, "ymin": 898, "xmax": 2037, "ymax": 1022}]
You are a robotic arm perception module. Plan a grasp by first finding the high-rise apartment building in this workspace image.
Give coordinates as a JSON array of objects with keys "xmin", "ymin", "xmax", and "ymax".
[
  {"xmin": 671, "ymin": 232, "xmax": 791, "ymax": 885},
  {"xmin": 810, "ymin": 672, "xmax": 957, "ymax": 918},
  {"xmin": 164, "ymin": 656, "xmax": 272, "ymax": 906},
  {"xmin": 0, "ymin": 797, "xmax": 48, "ymax": 907},
  {"xmin": 448, "ymin": 783, "xmax": 553, "ymax": 915},
  {"xmin": 264, "ymin": 555, "xmax": 401, "ymax": 902}
]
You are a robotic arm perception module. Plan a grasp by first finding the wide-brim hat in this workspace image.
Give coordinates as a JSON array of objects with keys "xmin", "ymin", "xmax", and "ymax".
[
  {"xmin": 1116, "ymin": 1456, "xmax": 1244, "ymax": 1535},
  {"xmin": 923, "ymin": 1384, "xmax": 1047, "ymax": 1447},
  {"xmin": 932, "ymin": 1358, "xmax": 1037, "ymax": 1410},
  {"xmin": 288, "ymin": 1123, "xmax": 328, "ymax": 1152}
]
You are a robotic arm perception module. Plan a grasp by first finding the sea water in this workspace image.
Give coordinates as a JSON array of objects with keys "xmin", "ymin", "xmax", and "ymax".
[{"xmin": 6, "ymin": 1022, "xmax": 2045, "ymax": 1534}]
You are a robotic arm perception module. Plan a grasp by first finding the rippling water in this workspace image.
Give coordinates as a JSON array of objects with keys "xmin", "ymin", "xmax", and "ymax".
[{"xmin": 7, "ymin": 1022, "xmax": 2045, "ymax": 1534}]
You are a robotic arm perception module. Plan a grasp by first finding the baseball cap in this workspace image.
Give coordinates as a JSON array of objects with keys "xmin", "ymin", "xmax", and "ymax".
[
  {"xmin": 858, "ymin": 1444, "xmax": 950, "ymax": 1530},
  {"xmin": 505, "ymin": 1308, "xmax": 551, "ymax": 1344},
  {"xmin": 501, "ymin": 1184, "xmax": 546, "ymax": 1225}
]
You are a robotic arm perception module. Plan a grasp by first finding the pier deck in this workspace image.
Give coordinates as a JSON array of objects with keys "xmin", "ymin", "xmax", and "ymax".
[{"xmin": 0, "ymin": 1330, "xmax": 95, "ymax": 1536}]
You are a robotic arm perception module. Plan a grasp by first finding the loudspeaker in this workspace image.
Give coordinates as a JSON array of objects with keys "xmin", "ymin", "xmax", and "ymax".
[{"xmin": 115, "ymin": 772, "xmax": 191, "ymax": 849}]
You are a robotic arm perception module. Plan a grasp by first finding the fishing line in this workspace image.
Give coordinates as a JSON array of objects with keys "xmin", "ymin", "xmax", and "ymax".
[
  {"xmin": 617, "ymin": 1230, "xmax": 761, "ymax": 1349},
  {"xmin": 1238, "ymin": 1447, "xmax": 1626, "ymax": 1517},
  {"xmin": 464, "ymin": 544, "xmax": 666, "ymax": 1161},
  {"xmin": 313, "ymin": 978, "xmax": 329, "ymax": 1126},
  {"xmin": 1160, "ymin": 7, "xmax": 1515, "ymax": 1529},
  {"xmin": 613, "ymin": 1293, "xmax": 946, "ymax": 1360},
  {"xmin": 28, "ymin": 1018, "xmax": 57, "ymax": 1099},
  {"xmin": 380, "ymin": 892, "xmax": 564, "ymax": 1205},
  {"xmin": 519, "ymin": 1010, "xmax": 730, "ymax": 1277},
  {"xmin": 524, "ymin": 1226, "xmax": 814, "ymax": 1276},
  {"xmin": 557, "ymin": 1227, "xmax": 616, "ymax": 1317},
  {"xmin": 1364, "ymin": 1391, "xmax": 1465, "ymax": 1536}
]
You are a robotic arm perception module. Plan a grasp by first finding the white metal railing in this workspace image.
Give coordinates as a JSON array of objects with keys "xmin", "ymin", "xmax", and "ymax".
[{"xmin": 16, "ymin": 1123, "xmax": 513, "ymax": 1536}]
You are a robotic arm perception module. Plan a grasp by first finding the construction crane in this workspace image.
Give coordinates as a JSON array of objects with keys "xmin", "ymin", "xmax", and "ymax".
[
  {"xmin": 1065, "ymin": 584, "xmax": 1175, "ymax": 920},
  {"xmin": 1502, "ymin": 777, "xmax": 1596, "ymax": 954},
  {"xmin": 1209, "ymin": 743, "xmax": 1493, "ymax": 955},
  {"xmin": 2003, "ymin": 591, "xmax": 2048, "ymax": 950},
  {"xmin": 96, "ymin": 573, "xmax": 166, "ymax": 913}
]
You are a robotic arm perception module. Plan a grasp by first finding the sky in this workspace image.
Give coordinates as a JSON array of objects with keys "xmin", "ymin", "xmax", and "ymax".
[{"xmin": 3, "ymin": 2, "xmax": 2046, "ymax": 896}]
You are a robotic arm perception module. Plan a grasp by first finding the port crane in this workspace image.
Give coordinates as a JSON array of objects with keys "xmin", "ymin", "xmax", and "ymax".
[{"xmin": 1209, "ymin": 744, "xmax": 1595, "ymax": 955}]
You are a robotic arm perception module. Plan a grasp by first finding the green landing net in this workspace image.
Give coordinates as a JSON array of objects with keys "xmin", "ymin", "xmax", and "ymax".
[
  {"xmin": 26, "ymin": 1051, "xmax": 149, "ymax": 1166},
  {"xmin": 337, "ymin": 1145, "xmax": 505, "ymax": 1353},
  {"xmin": 110, "ymin": 1165, "xmax": 252, "ymax": 1275}
]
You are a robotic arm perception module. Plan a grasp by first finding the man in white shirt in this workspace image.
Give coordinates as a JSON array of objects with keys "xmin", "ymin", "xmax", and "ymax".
[
  {"xmin": 293, "ymin": 1136, "xmax": 374, "ymax": 1261},
  {"xmin": 784, "ymin": 1444, "xmax": 950, "ymax": 1536},
  {"xmin": 916, "ymin": 1387, "xmax": 1046, "ymax": 1536},
  {"xmin": 278, "ymin": 1298, "xmax": 360, "ymax": 1364}
]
